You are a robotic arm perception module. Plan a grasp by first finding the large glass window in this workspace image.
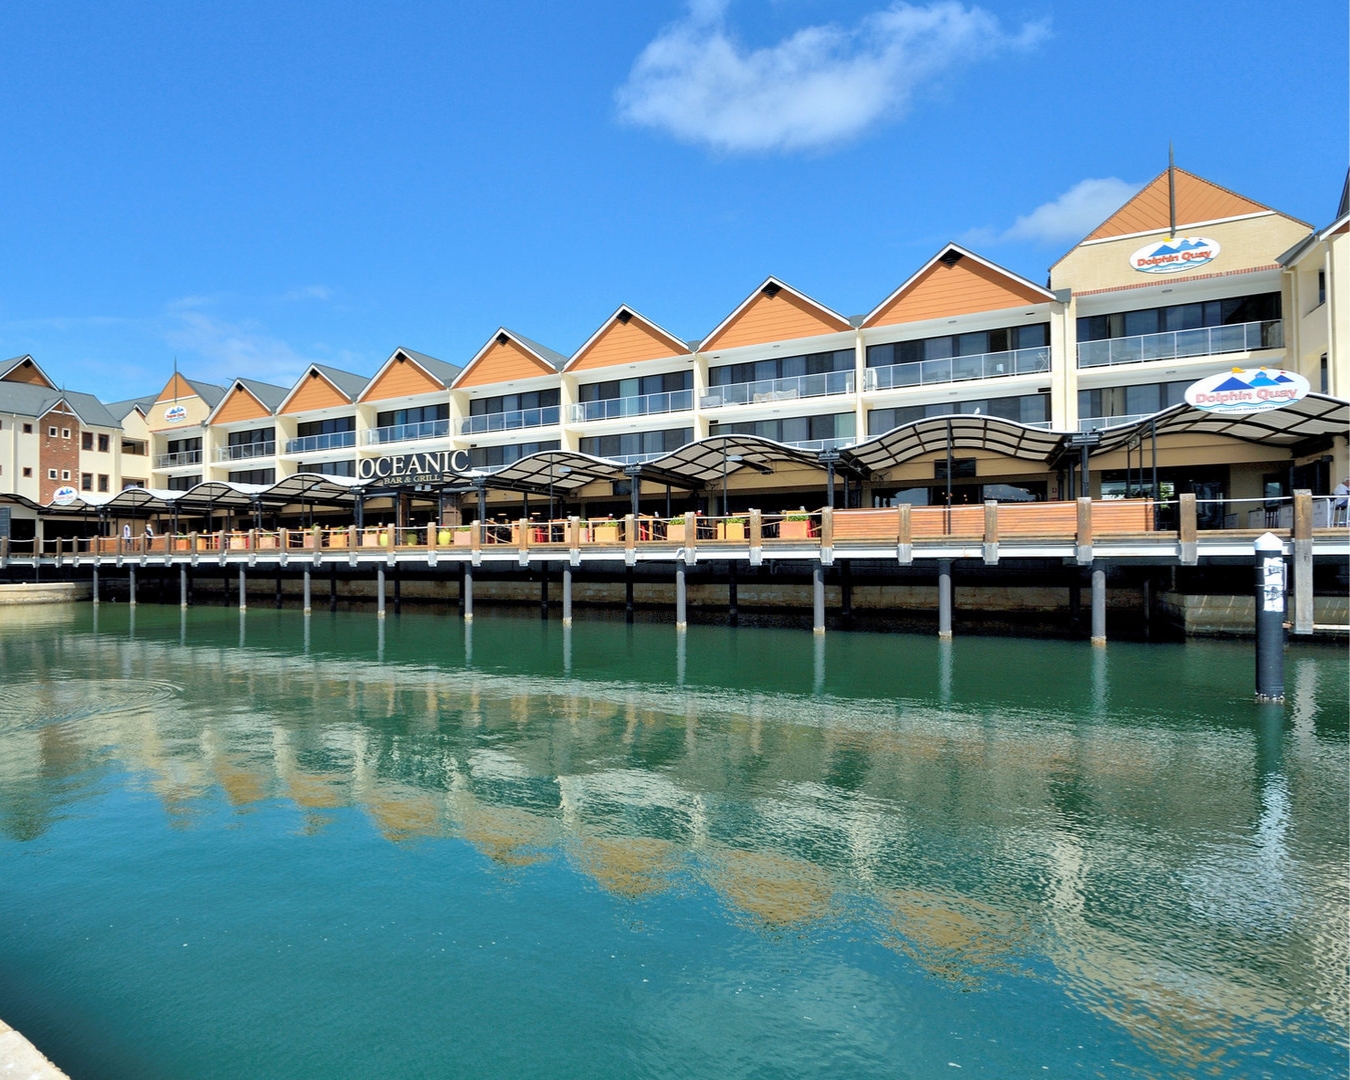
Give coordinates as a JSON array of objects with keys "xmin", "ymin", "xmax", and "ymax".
[
  {"xmin": 867, "ymin": 393, "xmax": 1050, "ymax": 435},
  {"xmin": 1076, "ymin": 293, "xmax": 1280, "ymax": 342},
  {"xmin": 228, "ymin": 468, "xmax": 276, "ymax": 484},
  {"xmin": 376, "ymin": 404, "xmax": 449, "ymax": 426},
  {"xmin": 298, "ymin": 460, "xmax": 356, "ymax": 477},
  {"xmin": 579, "ymin": 428, "xmax": 692, "ymax": 459},
  {"xmin": 167, "ymin": 474, "xmax": 201, "ymax": 491},
  {"xmin": 227, "ymin": 427, "xmax": 274, "ymax": 447},
  {"xmin": 866, "ymin": 323, "xmax": 1048, "ymax": 367},
  {"xmin": 578, "ymin": 372, "xmax": 690, "ymax": 402},
  {"xmin": 297, "ymin": 416, "xmax": 355, "ymax": 436},
  {"xmin": 467, "ymin": 390, "xmax": 559, "ymax": 416},
  {"xmin": 710, "ymin": 413, "xmax": 855, "ymax": 444},
  {"xmin": 1078, "ymin": 380, "xmax": 1191, "ymax": 420},
  {"xmin": 166, "ymin": 437, "xmax": 202, "ymax": 454},
  {"xmin": 709, "ymin": 350, "xmax": 852, "ymax": 386},
  {"xmin": 467, "ymin": 440, "xmax": 560, "ymax": 468}
]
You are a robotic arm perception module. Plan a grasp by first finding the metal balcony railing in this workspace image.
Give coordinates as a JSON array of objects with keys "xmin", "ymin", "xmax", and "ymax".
[
  {"xmin": 365, "ymin": 419, "xmax": 451, "ymax": 445},
  {"xmin": 864, "ymin": 346, "xmax": 1050, "ymax": 391},
  {"xmin": 459, "ymin": 406, "xmax": 560, "ymax": 436},
  {"xmin": 154, "ymin": 449, "xmax": 202, "ymax": 468},
  {"xmin": 1076, "ymin": 320, "xmax": 1283, "ymax": 368},
  {"xmin": 284, "ymin": 430, "xmax": 356, "ymax": 454},
  {"xmin": 1078, "ymin": 413, "xmax": 1157, "ymax": 432},
  {"xmin": 700, "ymin": 370, "xmax": 854, "ymax": 409},
  {"xmin": 215, "ymin": 442, "xmax": 275, "ymax": 462},
  {"xmin": 570, "ymin": 389, "xmax": 693, "ymax": 423}
]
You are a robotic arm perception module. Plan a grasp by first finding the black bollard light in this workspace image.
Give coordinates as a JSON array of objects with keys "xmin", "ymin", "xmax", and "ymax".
[{"xmin": 1254, "ymin": 531, "xmax": 1286, "ymax": 703}]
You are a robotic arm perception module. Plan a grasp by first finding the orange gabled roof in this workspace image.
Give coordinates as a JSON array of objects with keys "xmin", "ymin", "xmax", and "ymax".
[
  {"xmin": 154, "ymin": 372, "xmax": 198, "ymax": 404},
  {"xmin": 209, "ymin": 383, "xmax": 271, "ymax": 425},
  {"xmin": 699, "ymin": 277, "xmax": 850, "ymax": 353},
  {"xmin": 864, "ymin": 245, "xmax": 1054, "ymax": 329},
  {"xmin": 1079, "ymin": 168, "xmax": 1282, "ymax": 245},
  {"xmin": 358, "ymin": 348, "xmax": 451, "ymax": 403},
  {"xmin": 279, "ymin": 367, "xmax": 355, "ymax": 414},
  {"xmin": 565, "ymin": 306, "xmax": 690, "ymax": 374},
  {"xmin": 453, "ymin": 330, "xmax": 563, "ymax": 389}
]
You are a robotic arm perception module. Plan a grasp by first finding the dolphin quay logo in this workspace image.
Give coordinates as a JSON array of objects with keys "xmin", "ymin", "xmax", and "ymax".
[
  {"xmin": 1129, "ymin": 235, "xmax": 1220, "ymax": 275},
  {"xmin": 357, "ymin": 450, "xmax": 473, "ymax": 484},
  {"xmin": 1184, "ymin": 367, "xmax": 1310, "ymax": 416}
]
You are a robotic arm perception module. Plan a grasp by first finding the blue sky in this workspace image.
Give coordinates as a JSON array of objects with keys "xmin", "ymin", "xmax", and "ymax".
[{"xmin": 2, "ymin": 0, "xmax": 1345, "ymax": 402}]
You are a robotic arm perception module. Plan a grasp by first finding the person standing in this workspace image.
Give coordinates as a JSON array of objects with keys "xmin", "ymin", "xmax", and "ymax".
[{"xmin": 1334, "ymin": 476, "xmax": 1349, "ymax": 526}]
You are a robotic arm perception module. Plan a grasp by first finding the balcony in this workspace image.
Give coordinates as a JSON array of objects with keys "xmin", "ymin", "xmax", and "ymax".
[
  {"xmin": 154, "ymin": 449, "xmax": 202, "ymax": 469},
  {"xmin": 783, "ymin": 437, "xmax": 857, "ymax": 452},
  {"xmin": 1077, "ymin": 413, "xmax": 1156, "ymax": 432},
  {"xmin": 285, "ymin": 431, "xmax": 357, "ymax": 454},
  {"xmin": 1077, "ymin": 320, "xmax": 1282, "ymax": 369},
  {"xmin": 864, "ymin": 346, "xmax": 1050, "ymax": 391},
  {"xmin": 700, "ymin": 370, "xmax": 854, "ymax": 409},
  {"xmin": 459, "ymin": 406, "xmax": 559, "ymax": 436},
  {"xmin": 215, "ymin": 441, "xmax": 276, "ymax": 463},
  {"xmin": 570, "ymin": 389, "xmax": 693, "ymax": 423},
  {"xmin": 365, "ymin": 419, "xmax": 451, "ymax": 445}
]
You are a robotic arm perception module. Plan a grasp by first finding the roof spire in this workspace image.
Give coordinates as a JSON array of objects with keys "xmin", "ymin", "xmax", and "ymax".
[{"xmin": 1168, "ymin": 143, "xmax": 1177, "ymax": 237}]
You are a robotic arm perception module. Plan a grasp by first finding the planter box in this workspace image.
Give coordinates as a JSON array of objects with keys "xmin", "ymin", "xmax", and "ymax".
[
  {"xmin": 173, "ymin": 539, "xmax": 191, "ymax": 552},
  {"xmin": 328, "ymin": 532, "xmax": 349, "ymax": 549},
  {"xmin": 591, "ymin": 524, "xmax": 620, "ymax": 543},
  {"xmin": 256, "ymin": 535, "xmax": 279, "ymax": 550},
  {"xmin": 228, "ymin": 534, "xmax": 249, "ymax": 550},
  {"xmin": 719, "ymin": 523, "xmax": 746, "ymax": 541},
  {"xmin": 452, "ymin": 530, "xmax": 474, "ymax": 547},
  {"xmin": 778, "ymin": 520, "xmax": 812, "ymax": 539},
  {"xmin": 148, "ymin": 536, "xmax": 169, "ymax": 553}
]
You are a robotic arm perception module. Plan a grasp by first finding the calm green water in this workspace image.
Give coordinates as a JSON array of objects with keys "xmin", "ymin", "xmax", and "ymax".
[{"xmin": 0, "ymin": 604, "xmax": 1345, "ymax": 1079}]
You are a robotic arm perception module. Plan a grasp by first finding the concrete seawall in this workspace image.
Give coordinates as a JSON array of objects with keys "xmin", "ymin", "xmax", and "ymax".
[
  {"xmin": 0, "ymin": 582, "xmax": 92, "ymax": 605},
  {"xmin": 0, "ymin": 1018, "xmax": 71, "ymax": 1079}
]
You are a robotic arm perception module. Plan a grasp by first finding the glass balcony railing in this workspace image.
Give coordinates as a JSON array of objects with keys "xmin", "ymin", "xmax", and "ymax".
[
  {"xmin": 570, "ymin": 390, "xmax": 693, "ymax": 423},
  {"xmin": 285, "ymin": 431, "xmax": 356, "ymax": 455},
  {"xmin": 154, "ymin": 449, "xmax": 202, "ymax": 469},
  {"xmin": 1077, "ymin": 412, "xmax": 1157, "ymax": 432},
  {"xmin": 783, "ymin": 437, "xmax": 857, "ymax": 452},
  {"xmin": 1077, "ymin": 320, "xmax": 1282, "ymax": 368},
  {"xmin": 700, "ymin": 370, "xmax": 854, "ymax": 409},
  {"xmin": 215, "ymin": 442, "xmax": 275, "ymax": 462},
  {"xmin": 459, "ymin": 407, "xmax": 560, "ymax": 436},
  {"xmin": 365, "ymin": 419, "xmax": 451, "ymax": 445},
  {"xmin": 864, "ymin": 346, "xmax": 1050, "ymax": 391}
]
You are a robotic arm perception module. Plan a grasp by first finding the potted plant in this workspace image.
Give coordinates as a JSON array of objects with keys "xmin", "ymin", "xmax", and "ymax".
[
  {"xmin": 778, "ymin": 513, "xmax": 812, "ymax": 540},
  {"xmin": 719, "ymin": 516, "xmax": 747, "ymax": 541},
  {"xmin": 592, "ymin": 519, "xmax": 620, "ymax": 543},
  {"xmin": 452, "ymin": 525, "xmax": 474, "ymax": 547}
]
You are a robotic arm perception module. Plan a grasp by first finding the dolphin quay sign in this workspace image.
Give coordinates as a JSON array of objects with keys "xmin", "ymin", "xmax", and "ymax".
[{"xmin": 357, "ymin": 450, "xmax": 473, "ymax": 485}]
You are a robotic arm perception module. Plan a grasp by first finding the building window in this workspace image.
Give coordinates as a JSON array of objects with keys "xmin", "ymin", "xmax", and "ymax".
[
  {"xmin": 61, "ymin": 470, "xmax": 70, "ymax": 481},
  {"xmin": 867, "ymin": 324, "xmax": 1049, "ymax": 367},
  {"xmin": 98, "ymin": 433, "xmax": 110, "ymax": 453},
  {"xmin": 298, "ymin": 459, "xmax": 356, "ymax": 477},
  {"xmin": 868, "ymin": 393, "xmax": 1050, "ymax": 435},
  {"xmin": 22, "ymin": 467, "xmax": 33, "ymax": 478},
  {"xmin": 166, "ymin": 475, "xmax": 201, "ymax": 491},
  {"xmin": 465, "ymin": 393, "xmax": 554, "ymax": 418},
  {"xmin": 122, "ymin": 439, "xmax": 147, "ymax": 456},
  {"xmin": 1077, "ymin": 293, "xmax": 1280, "ymax": 341},
  {"xmin": 227, "ymin": 426, "xmax": 275, "ymax": 447},
  {"xmin": 578, "ymin": 428, "xmax": 693, "ymax": 460},
  {"xmin": 467, "ymin": 441, "xmax": 560, "ymax": 469},
  {"xmin": 81, "ymin": 473, "xmax": 93, "ymax": 491},
  {"xmin": 227, "ymin": 468, "xmax": 276, "ymax": 484},
  {"xmin": 1321, "ymin": 354, "xmax": 1328, "ymax": 394},
  {"xmin": 1077, "ymin": 380, "xmax": 1191, "ymax": 423},
  {"xmin": 578, "ymin": 371, "xmax": 692, "ymax": 402},
  {"xmin": 22, "ymin": 423, "xmax": 32, "ymax": 434},
  {"xmin": 98, "ymin": 475, "xmax": 109, "ymax": 492},
  {"xmin": 709, "ymin": 349, "xmax": 852, "ymax": 387},
  {"xmin": 123, "ymin": 478, "xmax": 145, "ymax": 489},
  {"xmin": 1318, "ymin": 270, "xmax": 1326, "ymax": 307},
  {"xmin": 47, "ymin": 469, "xmax": 57, "ymax": 479},
  {"xmin": 61, "ymin": 428, "xmax": 70, "ymax": 439},
  {"xmin": 49, "ymin": 426, "xmax": 58, "ymax": 437},
  {"xmin": 710, "ymin": 413, "xmax": 855, "ymax": 446},
  {"xmin": 297, "ymin": 416, "xmax": 356, "ymax": 436},
  {"xmin": 82, "ymin": 432, "xmax": 94, "ymax": 450}
]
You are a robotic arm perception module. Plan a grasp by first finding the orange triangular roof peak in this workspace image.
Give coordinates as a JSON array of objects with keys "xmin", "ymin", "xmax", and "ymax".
[
  {"xmin": 452, "ymin": 329, "xmax": 566, "ymax": 390},
  {"xmin": 358, "ymin": 347, "xmax": 459, "ymax": 403},
  {"xmin": 0, "ymin": 354, "xmax": 57, "ymax": 388},
  {"xmin": 863, "ymin": 244, "xmax": 1056, "ymax": 329},
  {"xmin": 564, "ymin": 305, "xmax": 691, "ymax": 374},
  {"xmin": 699, "ymin": 277, "xmax": 851, "ymax": 354},
  {"xmin": 1061, "ymin": 168, "xmax": 1305, "ymax": 262}
]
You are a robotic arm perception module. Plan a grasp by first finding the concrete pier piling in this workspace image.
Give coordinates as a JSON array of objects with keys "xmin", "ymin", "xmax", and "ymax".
[
  {"xmin": 561, "ymin": 565, "xmax": 572, "ymax": 627},
  {"xmin": 812, "ymin": 560, "xmax": 825, "ymax": 635},
  {"xmin": 376, "ymin": 566, "xmax": 386, "ymax": 619},
  {"xmin": 238, "ymin": 565, "xmax": 246, "ymax": 612},
  {"xmin": 1090, "ymin": 561, "xmax": 1107, "ymax": 646},
  {"xmin": 937, "ymin": 559, "xmax": 952, "ymax": 639},
  {"xmin": 463, "ymin": 564, "xmax": 474, "ymax": 622},
  {"xmin": 675, "ymin": 562, "xmax": 687, "ymax": 632},
  {"xmin": 128, "ymin": 566, "xmax": 136, "ymax": 607},
  {"xmin": 303, "ymin": 567, "xmax": 312, "ymax": 616}
]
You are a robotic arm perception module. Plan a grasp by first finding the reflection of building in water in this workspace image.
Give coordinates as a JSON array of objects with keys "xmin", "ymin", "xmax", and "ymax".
[{"xmin": 0, "ymin": 627, "xmax": 1345, "ymax": 1065}]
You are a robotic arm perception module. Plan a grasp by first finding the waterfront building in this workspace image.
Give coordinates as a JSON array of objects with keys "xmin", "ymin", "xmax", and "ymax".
[{"xmin": 0, "ymin": 164, "xmax": 1346, "ymax": 537}]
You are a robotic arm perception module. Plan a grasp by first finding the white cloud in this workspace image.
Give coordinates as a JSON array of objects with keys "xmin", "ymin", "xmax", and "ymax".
[
  {"xmin": 615, "ymin": 0, "xmax": 1048, "ymax": 153},
  {"xmin": 994, "ymin": 178, "xmax": 1143, "ymax": 245},
  {"xmin": 162, "ymin": 308, "xmax": 314, "ymax": 388}
]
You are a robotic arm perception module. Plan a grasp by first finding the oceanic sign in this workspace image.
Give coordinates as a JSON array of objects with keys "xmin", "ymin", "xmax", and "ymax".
[
  {"xmin": 164, "ymin": 404, "xmax": 188, "ymax": 424},
  {"xmin": 1185, "ymin": 367, "xmax": 1310, "ymax": 416},
  {"xmin": 1130, "ymin": 235, "xmax": 1220, "ymax": 274},
  {"xmin": 52, "ymin": 485, "xmax": 78, "ymax": 506},
  {"xmin": 357, "ymin": 450, "xmax": 473, "ymax": 484}
]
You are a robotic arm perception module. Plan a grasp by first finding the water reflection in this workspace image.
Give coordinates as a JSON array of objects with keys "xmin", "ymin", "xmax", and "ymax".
[{"xmin": 0, "ymin": 610, "xmax": 1345, "ymax": 1076}]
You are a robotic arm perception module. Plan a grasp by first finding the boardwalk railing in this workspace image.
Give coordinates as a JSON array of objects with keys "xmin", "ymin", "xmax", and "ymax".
[{"xmin": 8, "ymin": 495, "xmax": 1347, "ymax": 563}]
